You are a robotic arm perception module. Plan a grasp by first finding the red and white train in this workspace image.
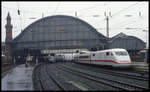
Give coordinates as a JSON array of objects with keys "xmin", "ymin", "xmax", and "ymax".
[{"xmin": 74, "ymin": 48, "xmax": 132, "ymax": 68}]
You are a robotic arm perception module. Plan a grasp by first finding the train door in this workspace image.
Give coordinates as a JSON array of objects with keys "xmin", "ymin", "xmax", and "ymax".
[
  {"xmin": 89, "ymin": 52, "xmax": 92, "ymax": 64},
  {"xmin": 105, "ymin": 52, "xmax": 111, "ymax": 65},
  {"xmin": 106, "ymin": 52, "xmax": 114, "ymax": 65},
  {"xmin": 90, "ymin": 52, "xmax": 97, "ymax": 65}
]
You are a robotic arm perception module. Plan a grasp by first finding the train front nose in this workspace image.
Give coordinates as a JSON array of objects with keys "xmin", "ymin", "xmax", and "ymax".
[
  {"xmin": 114, "ymin": 59, "xmax": 131, "ymax": 68},
  {"xmin": 117, "ymin": 56, "xmax": 131, "ymax": 64}
]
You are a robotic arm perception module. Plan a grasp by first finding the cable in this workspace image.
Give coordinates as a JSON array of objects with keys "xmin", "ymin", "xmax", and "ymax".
[
  {"xmin": 74, "ymin": 3, "xmax": 99, "ymax": 13},
  {"xmin": 110, "ymin": 16, "xmax": 133, "ymax": 27},
  {"xmin": 54, "ymin": 2, "xmax": 60, "ymax": 15},
  {"xmin": 56, "ymin": 3, "xmax": 99, "ymax": 14},
  {"xmin": 116, "ymin": 17, "xmax": 147, "ymax": 30},
  {"xmin": 86, "ymin": 2, "xmax": 145, "ymax": 27},
  {"xmin": 103, "ymin": 3, "xmax": 141, "ymax": 28},
  {"xmin": 93, "ymin": 3, "xmax": 139, "ymax": 26},
  {"xmin": 111, "ymin": 3, "xmax": 139, "ymax": 18},
  {"xmin": 110, "ymin": 11, "xmax": 148, "ymax": 29},
  {"xmin": 2, "ymin": 5, "xmax": 42, "ymax": 14}
]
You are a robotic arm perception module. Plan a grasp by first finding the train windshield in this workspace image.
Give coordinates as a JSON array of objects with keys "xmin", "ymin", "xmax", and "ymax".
[{"xmin": 115, "ymin": 51, "xmax": 128, "ymax": 56}]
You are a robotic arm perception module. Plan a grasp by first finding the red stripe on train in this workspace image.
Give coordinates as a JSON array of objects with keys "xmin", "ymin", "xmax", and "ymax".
[{"xmin": 79, "ymin": 59, "xmax": 131, "ymax": 64}]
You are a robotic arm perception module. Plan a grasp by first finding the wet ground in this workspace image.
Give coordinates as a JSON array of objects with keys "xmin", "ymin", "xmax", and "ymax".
[{"xmin": 2, "ymin": 64, "xmax": 34, "ymax": 90}]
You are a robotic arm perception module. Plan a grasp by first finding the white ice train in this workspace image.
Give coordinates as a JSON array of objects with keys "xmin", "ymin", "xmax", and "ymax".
[
  {"xmin": 55, "ymin": 54, "xmax": 65, "ymax": 62},
  {"xmin": 64, "ymin": 54, "xmax": 74, "ymax": 62},
  {"xmin": 47, "ymin": 55, "xmax": 56, "ymax": 63},
  {"xmin": 74, "ymin": 48, "xmax": 132, "ymax": 68}
]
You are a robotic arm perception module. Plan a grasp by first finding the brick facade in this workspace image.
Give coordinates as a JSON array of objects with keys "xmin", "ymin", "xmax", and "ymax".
[{"xmin": 5, "ymin": 12, "xmax": 13, "ymax": 63}]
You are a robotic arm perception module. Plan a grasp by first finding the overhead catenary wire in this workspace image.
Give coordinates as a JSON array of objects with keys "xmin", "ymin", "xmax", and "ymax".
[
  {"xmin": 110, "ymin": 9, "xmax": 147, "ymax": 27},
  {"xmin": 2, "ymin": 2, "xmax": 143, "ymax": 17},
  {"xmin": 107, "ymin": 3, "xmax": 148, "ymax": 32},
  {"xmin": 2, "ymin": 5, "xmax": 43, "ymax": 15},
  {"xmin": 3, "ymin": 2, "xmax": 101, "ymax": 15},
  {"xmin": 110, "ymin": 17, "xmax": 147, "ymax": 30},
  {"xmin": 111, "ymin": 3, "xmax": 140, "ymax": 18},
  {"xmin": 76, "ymin": 3, "xmax": 99, "ymax": 12},
  {"xmin": 95, "ymin": 3, "xmax": 140, "ymax": 26},
  {"xmin": 110, "ymin": 15, "xmax": 134, "ymax": 27},
  {"xmin": 53, "ymin": 2, "xmax": 60, "ymax": 15},
  {"xmin": 97, "ymin": 3, "xmax": 147, "ymax": 38},
  {"xmin": 2, "ymin": 2, "xmax": 148, "ymax": 39},
  {"xmin": 95, "ymin": 14, "xmax": 147, "ymax": 35},
  {"xmin": 94, "ymin": 3, "xmax": 141, "ymax": 25},
  {"xmin": 83, "ymin": 2, "xmax": 144, "ymax": 29},
  {"xmin": 1, "ymin": 2, "xmax": 133, "ymax": 21},
  {"xmin": 112, "ymin": 16, "xmax": 147, "ymax": 30}
]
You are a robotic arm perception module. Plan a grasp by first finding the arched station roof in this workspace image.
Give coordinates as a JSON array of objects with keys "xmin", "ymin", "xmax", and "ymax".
[
  {"xmin": 12, "ymin": 15, "xmax": 107, "ymax": 50},
  {"xmin": 109, "ymin": 33, "xmax": 145, "ymax": 50}
]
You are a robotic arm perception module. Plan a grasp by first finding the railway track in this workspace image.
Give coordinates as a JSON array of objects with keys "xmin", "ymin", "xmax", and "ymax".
[
  {"xmin": 50, "ymin": 63, "xmax": 116, "ymax": 91},
  {"xmin": 56, "ymin": 64, "xmax": 148, "ymax": 91},
  {"xmin": 33, "ymin": 63, "xmax": 65, "ymax": 90},
  {"xmin": 33, "ymin": 64, "xmax": 51, "ymax": 90},
  {"xmin": 45, "ymin": 64, "xmax": 66, "ymax": 90},
  {"xmin": 32, "ymin": 64, "xmax": 43, "ymax": 90},
  {"xmin": 68, "ymin": 63, "xmax": 148, "ymax": 81},
  {"xmin": 33, "ymin": 63, "xmax": 81, "ymax": 91}
]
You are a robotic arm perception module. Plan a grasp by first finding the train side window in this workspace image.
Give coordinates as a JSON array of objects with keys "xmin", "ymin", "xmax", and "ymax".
[
  {"xmin": 111, "ymin": 52, "xmax": 113, "ymax": 56},
  {"xmin": 79, "ymin": 56, "xmax": 89, "ymax": 58},
  {"xmin": 106, "ymin": 52, "xmax": 110, "ymax": 56},
  {"xmin": 93, "ymin": 54, "xmax": 95, "ymax": 56}
]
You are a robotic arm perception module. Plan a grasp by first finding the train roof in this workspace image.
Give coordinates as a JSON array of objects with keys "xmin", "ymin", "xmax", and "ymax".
[
  {"xmin": 95, "ymin": 48, "xmax": 127, "ymax": 53},
  {"xmin": 79, "ymin": 51, "xmax": 91, "ymax": 54},
  {"xmin": 78, "ymin": 48, "xmax": 127, "ymax": 54}
]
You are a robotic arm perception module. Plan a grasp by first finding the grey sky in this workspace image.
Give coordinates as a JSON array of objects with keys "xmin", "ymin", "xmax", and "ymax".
[{"xmin": 1, "ymin": 1, "xmax": 149, "ymax": 47}]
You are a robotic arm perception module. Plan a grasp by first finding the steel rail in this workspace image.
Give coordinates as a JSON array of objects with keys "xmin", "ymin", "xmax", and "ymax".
[
  {"xmin": 69, "ymin": 63, "xmax": 148, "ymax": 81},
  {"xmin": 45, "ymin": 65, "xmax": 66, "ymax": 90},
  {"xmin": 37, "ymin": 74, "xmax": 45, "ymax": 90},
  {"xmin": 58, "ymin": 65, "xmax": 147, "ymax": 91},
  {"xmin": 97, "ymin": 69, "xmax": 148, "ymax": 81},
  {"xmin": 33, "ymin": 64, "xmax": 46, "ymax": 90},
  {"xmin": 56, "ymin": 65, "xmax": 127, "ymax": 90}
]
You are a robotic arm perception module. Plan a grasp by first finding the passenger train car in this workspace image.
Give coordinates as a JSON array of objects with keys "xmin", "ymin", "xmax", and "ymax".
[
  {"xmin": 75, "ymin": 48, "xmax": 132, "ymax": 67},
  {"xmin": 47, "ymin": 55, "xmax": 56, "ymax": 63},
  {"xmin": 64, "ymin": 54, "xmax": 74, "ymax": 62},
  {"xmin": 55, "ymin": 54, "xmax": 65, "ymax": 62}
]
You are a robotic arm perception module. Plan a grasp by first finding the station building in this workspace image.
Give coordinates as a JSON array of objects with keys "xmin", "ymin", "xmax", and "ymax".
[
  {"xmin": 109, "ymin": 32, "xmax": 146, "ymax": 55},
  {"xmin": 109, "ymin": 33, "xmax": 146, "ymax": 61},
  {"xmin": 4, "ymin": 12, "xmax": 146, "ymax": 63},
  {"xmin": 10, "ymin": 14, "xmax": 107, "ymax": 61}
]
